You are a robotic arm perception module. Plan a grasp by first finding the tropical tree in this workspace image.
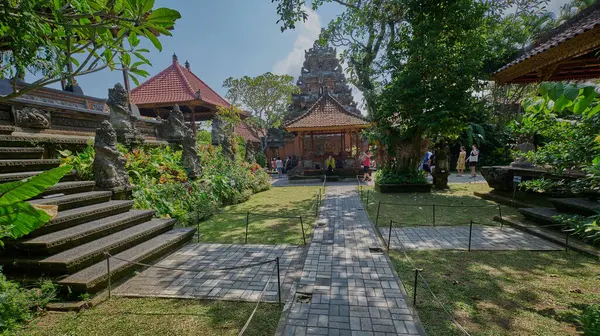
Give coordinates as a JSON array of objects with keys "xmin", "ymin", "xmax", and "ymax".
[
  {"xmin": 0, "ymin": 0, "xmax": 181, "ymax": 101},
  {"xmin": 0, "ymin": 165, "xmax": 73, "ymax": 245},
  {"xmin": 222, "ymin": 72, "xmax": 300, "ymax": 152}
]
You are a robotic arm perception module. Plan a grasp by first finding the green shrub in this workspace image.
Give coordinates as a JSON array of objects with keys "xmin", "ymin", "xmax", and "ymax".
[
  {"xmin": 0, "ymin": 270, "xmax": 57, "ymax": 334},
  {"xmin": 374, "ymin": 168, "xmax": 427, "ymax": 185},
  {"xmin": 59, "ymin": 145, "xmax": 94, "ymax": 180},
  {"xmin": 580, "ymin": 304, "xmax": 600, "ymax": 336}
]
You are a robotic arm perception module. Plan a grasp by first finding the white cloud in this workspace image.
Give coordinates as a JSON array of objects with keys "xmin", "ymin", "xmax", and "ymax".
[
  {"xmin": 273, "ymin": 6, "xmax": 367, "ymax": 115},
  {"xmin": 273, "ymin": 6, "xmax": 321, "ymax": 78}
]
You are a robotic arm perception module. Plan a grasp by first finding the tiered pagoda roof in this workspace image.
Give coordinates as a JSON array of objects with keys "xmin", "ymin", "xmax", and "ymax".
[
  {"xmin": 285, "ymin": 92, "xmax": 368, "ymax": 132},
  {"xmin": 131, "ymin": 54, "xmax": 229, "ymax": 107},
  {"xmin": 493, "ymin": 2, "xmax": 600, "ymax": 84}
]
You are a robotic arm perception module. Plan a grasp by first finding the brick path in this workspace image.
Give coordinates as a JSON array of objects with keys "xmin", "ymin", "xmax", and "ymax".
[
  {"xmin": 114, "ymin": 244, "xmax": 304, "ymax": 303},
  {"xmin": 380, "ymin": 226, "xmax": 562, "ymax": 251},
  {"xmin": 277, "ymin": 185, "xmax": 423, "ymax": 336}
]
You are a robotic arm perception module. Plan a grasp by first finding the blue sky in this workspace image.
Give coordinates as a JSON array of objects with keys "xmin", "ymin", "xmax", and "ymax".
[{"xmin": 26, "ymin": 0, "xmax": 569, "ymax": 104}]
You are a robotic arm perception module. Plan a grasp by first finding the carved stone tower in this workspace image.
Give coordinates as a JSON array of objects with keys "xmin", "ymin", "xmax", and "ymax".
[{"xmin": 287, "ymin": 41, "xmax": 359, "ymax": 120}]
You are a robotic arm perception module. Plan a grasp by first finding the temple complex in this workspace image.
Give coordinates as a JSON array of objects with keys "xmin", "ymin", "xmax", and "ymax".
[{"xmin": 272, "ymin": 41, "xmax": 370, "ymax": 175}]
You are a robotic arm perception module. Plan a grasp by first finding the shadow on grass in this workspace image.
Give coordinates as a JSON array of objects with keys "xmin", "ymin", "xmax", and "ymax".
[
  {"xmin": 22, "ymin": 298, "xmax": 281, "ymax": 336},
  {"xmin": 391, "ymin": 250, "xmax": 600, "ymax": 336}
]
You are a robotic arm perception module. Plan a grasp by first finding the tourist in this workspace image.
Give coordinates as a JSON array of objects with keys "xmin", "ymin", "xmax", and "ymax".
[
  {"xmin": 326, "ymin": 155, "xmax": 336, "ymax": 176},
  {"xmin": 456, "ymin": 146, "xmax": 466, "ymax": 177},
  {"xmin": 276, "ymin": 156, "xmax": 283, "ymax": 177},
  {"xmin": 421, "ymin": 151, "xmax": 433, "ymax": 175},
  {"xmin": 467, "ymin": 144, "xmax": 479, "ymax": 177},
  {"xmin": 271, "ymin": 158, "xmax": 276, "ymax": 172},
  {"xmin": 362, "ymin": 150, "xmax": 372, "ymax": 182}
]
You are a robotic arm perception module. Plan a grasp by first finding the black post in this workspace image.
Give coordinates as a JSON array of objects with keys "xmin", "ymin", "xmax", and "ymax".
[
  {"xmin": 432, "ymin": 204, "xmax": 436, "ymax": 226},
  {"xmin": 387, "ymin": 220, "xmax": 393, "ymax": 252},
  {"xmin": 468, "ymin": 220, "xmax": 473, "ymax": 252},
  {"xmin": 300, "ymin": 216, "xmax": 306, "ymax": 245},
  {"xmin": 498, "ymin": 205, "xmax": 503, "ymax": 229},
  {"xmin": 366, "ymin": 190, "xmax": 370, "ymax": 210},
  {"xmin": 197, "ymin": 222, "xmax": 200, "ymax": 242},
  {"xmin": 245, "ymin": 211, "xmax": 250, "ymax": 244},
  {"xmin": 105, "ymin": 253, "xmax": 111, "ymax": 299},
  {"xmin": 413, "ymin": 268, "xmax": 421, "ymax": 305},
  {"xmin": 565, "ymin": 234, "xmax": 569, "ymax": 252},
  {"xmin": 376, "ymin": 201, "xmax": 381, "ymax": 226},
  {"xmin": 276, "ymin": 257, "xmax": 282, "ymax": 307}
]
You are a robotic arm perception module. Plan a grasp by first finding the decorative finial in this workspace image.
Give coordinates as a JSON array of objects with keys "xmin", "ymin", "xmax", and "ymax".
[
  {"xmin": 185, "ymin": 60, "xmax": 190, "ymax": 70},
  {"xmin": 172, "ymin": 53, "xmax": 178, "ymax": 63}
]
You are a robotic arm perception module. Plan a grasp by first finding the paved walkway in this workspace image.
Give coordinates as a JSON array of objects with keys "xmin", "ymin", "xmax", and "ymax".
[
  {"xmin": 114, "ymin": 244, "xmax": 304, "ymax": 303},
  {"xmin": 381, "ymin": 226, "xmax": 562, "ymax": 251},
  {"xmin": 277, "ymin": 184, "xmax": 423, "ymax": 336}
]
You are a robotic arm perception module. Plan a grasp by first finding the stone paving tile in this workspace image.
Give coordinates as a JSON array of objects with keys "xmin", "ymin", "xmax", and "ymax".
[
  {"xmin": 277, "ymin": 184, "xmax": 423, "ymax": 335},
  {"xmin": 114, "ymin": 244, "xmax": 304, "ymax": 303},
  {"xmin": 380, "ymin": 226, "xmax": 562, "ymax": 251}
]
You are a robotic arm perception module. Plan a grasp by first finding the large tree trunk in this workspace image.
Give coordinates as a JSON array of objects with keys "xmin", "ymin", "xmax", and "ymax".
[{"xmin": 432, "ymin": 139, "xmax": 450, "ymax": 189}]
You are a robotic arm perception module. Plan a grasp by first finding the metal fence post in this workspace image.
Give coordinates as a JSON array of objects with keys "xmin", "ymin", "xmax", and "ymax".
[
  {"xmin": 315, "ymin": 193, "xmax": 319, "ymax": 217},
  {"xmin": 376, "ymin": 201, "xmax": 381, "ymax": 226},
  {"xmin": 432, "ymin": 204, "xmax": 436, "ymax": 226},
  {"xmin": 300, "ymin": 216, "xmax": 306, "ymax": 245},
  {"xmin": 105, "ymin": 253, "xmax": 111, "ymax": 299},
  {"xmin": 197, "ymin": 222, "xmax": 201, "ymax": 242},
  {"xmin": 468, "ymin": 220, "xmax": 473, "ymax": 252},
  {"xmin": 276, "ymin": 257, "xmax": 282, "ymax": 307},
  {"xmin": 366, "ymin": 190, "xmax": 370, "ymax": 210},
  {"xmin": 245, "ymin": 211, "xmax": 250, "ymax": 244},
  {"xmin": 565, "ymin": 234, "xmax": 569, "ymax": 252},
  {"xmin": 413, "ymin": 268, "xmax": 422, "ymax": 305},
  {"xmin": 387, "ymin": 220, "xmax": 393, "ymax": 252}
]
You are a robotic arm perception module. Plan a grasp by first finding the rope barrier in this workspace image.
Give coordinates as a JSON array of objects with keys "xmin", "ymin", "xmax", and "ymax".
[{"xmin": 237, "ymin": 264, "xmax": 277, "ymax": 336}]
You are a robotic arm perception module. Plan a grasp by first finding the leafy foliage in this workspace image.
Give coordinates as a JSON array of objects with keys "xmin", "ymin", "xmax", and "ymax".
[
  {"xmin": 59, "ymin": 144, "xmax": 94, "ymax": 180},
  {"xmin": 0, "ymin": 0, "xmax": 181, "ymax": 100},
  {"xmin": 374, "ymin": 168, "xmax": 427, "ymax": 185},
  {"xmin": 223, "ymin": 73, "xmax": 300, "ymax": 151},
  {"xmin": 0, "ymin": 165, "xmax": 72, "ymax": 245},
  {"xmin": 0, "ymin": 271, "xmax": 57, "ymax": 334},
  {"xmin": 580, "ymin": 304, "xmax": 600, "ymax": 336}
]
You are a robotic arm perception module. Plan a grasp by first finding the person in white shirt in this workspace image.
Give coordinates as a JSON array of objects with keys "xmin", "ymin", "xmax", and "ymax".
[
  {"xmin": 466, "ymin": 145, "xmax": 479, "ymax": 177},
  {"xmin": 275, "ymin": 157, "xmax": 283, "ymax": 178}
]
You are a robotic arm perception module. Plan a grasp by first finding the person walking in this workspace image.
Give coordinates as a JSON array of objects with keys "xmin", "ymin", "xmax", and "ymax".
[
  {"xmin": 466, "ymin": 145, "xmax": 479, "ymax": 177},
  {"xmin": 276, "ymin": 157, "xmax": 283, "ymax": 178},
  {"xmin": 456, "ymin": 146, "xmax": 466, "ymax": 176},
  {"xmin": 284, "ymin": 156, "xmax": 291, "ymax": 173},
  {"xmin": 362, "ymin": 150, "xmax": 372, "ymax": 182},
  {"xmin": 325, "ymin": 155, "xmax": 336, "ymax": 176}
]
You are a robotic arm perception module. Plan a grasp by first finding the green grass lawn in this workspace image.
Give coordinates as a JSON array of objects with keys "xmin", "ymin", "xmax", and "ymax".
[
  {"xmin": 17, "ymin": 298, "xmax": 281, "ymax": 336},
  {"xmin": 390, "ymin": 250, "xmax": 600, "ymax": 336},
  {"xmin": 359, "ymin": 183, "xmax": 519, "ymax": 227},
  {"xmin": 198, "ymin": 186, "xmax": 322, "ymax": 245}
]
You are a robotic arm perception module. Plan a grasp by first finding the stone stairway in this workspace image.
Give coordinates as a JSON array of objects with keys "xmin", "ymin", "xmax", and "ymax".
[
  {"xmin": 0, "ymin": 140, "xmax": 195, "ymax": 294},
  {"xmin": 518, "ymin": 198, "xmax": 600, "ymax": 225}
]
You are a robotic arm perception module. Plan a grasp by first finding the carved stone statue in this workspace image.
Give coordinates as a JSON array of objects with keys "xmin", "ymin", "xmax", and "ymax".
[
  {"xmin": 510, "ymin": 141, "xmax": 535, "ymax": 168},
  {"xmin": 107, "ymin": 83, "xmax": 144, "ymax": 147},
  {"xmin": 244, "ymin": 140, "xmax": 256, "ymax": 163},
  {"xmin": 93, "ymin": 120, "xmax": 130, "ymax": 191},
  {"xmin": 13, "ymin": 106, "xmax": 51, "ymax": 129},
  {"xmin": 159, "ymin": 104, "xmax": 186, "ymax": 142},
  {"xmin": 211, "ymin": 115, "xmax": 235, "ymax": 160},
  {"xmin": 182, "ymin": 127, "xmax": 202, "ymax": 179}
]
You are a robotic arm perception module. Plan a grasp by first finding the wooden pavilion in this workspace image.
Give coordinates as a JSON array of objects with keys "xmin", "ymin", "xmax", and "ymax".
[
  {"xmin": 493, "ymin": 2, "xmax": 600, "ymax": 84},
  {"xmin": 130, "ymin": 54, "xmax": 230, "ymax": 134},
  {"xmin": 283, "ymin": 91, "xmax": 370, "ymax": 172}
]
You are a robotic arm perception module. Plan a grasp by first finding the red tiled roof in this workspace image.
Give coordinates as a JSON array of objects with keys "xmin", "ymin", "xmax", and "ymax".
[
  {"xmin": 235, "ymin": 123, "xmax": 260, "ymax": 143},
  {"xmin": 131, "ymin": 58, "xmax": 229, "ymax": 108},
  {"xmin": 285, "ymin": 93, "xmax": 369, "ymax": 130}
]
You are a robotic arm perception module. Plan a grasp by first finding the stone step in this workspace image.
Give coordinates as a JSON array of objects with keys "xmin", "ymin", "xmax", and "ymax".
[
  {"xmin": 0, "ymin": 170, "xmax": 77, "ymax": 183},
  {"xmin": 15, "ymin": 210, "xmax": 156, "ymax": 254},
  {"xmin": 37, "ymin": 181, "xmax": 96, "ymax": 198},
  {"xmin": 0, "ymin": 125, "xmax": 15, "ymax": 135},
  {"xmin": 1, "ymin": 218, "xmax": 178, "ymax": 274},
  {"xmin": 29, "ymin": 200, "xmax": 134, "ymax": 237},
  {"xmin": 0, "ymin": 147, "xmax": 44, "ymax": 159},
  {"xmin": 58, "ymin": 228, "xmax": 195, "ymax": 293},
  {"xmin": 0, "ymin": 159, "xmax": 60, "ymax": 173},
  {"xmin": 549, "ymin": 198, "xmax": 600, "ymax": 216},
  {"xmin": 29, "ymin": 191, "xmax": 112, "ymax": 211},
  {"xmin": 518, "ymin": 207, "xmax": 562, "ymax": 225}
]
